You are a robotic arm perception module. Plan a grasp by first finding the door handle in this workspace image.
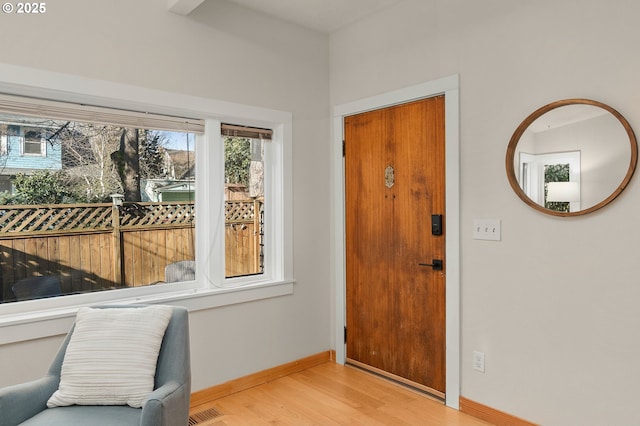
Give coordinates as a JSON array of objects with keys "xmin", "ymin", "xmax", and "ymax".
[{"xmin": 419, "ymin": 259, "xmax": 443, "ymax": 271}]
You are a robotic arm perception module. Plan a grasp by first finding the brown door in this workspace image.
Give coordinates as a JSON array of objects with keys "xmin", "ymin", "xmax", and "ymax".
[{"xmin": 345, "ymin": 96, "xmax": 446, "ymax": 397}]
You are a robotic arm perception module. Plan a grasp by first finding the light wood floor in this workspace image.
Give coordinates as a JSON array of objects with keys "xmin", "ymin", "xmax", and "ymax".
[{"xmin": 190, "ymin": 362, "xmax": 492, "ymax": 425}]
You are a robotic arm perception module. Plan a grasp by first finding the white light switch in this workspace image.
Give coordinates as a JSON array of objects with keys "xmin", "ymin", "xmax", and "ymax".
[{"xmin": 473, "ymin": 219, "xmax": 501, "ymax": 241}]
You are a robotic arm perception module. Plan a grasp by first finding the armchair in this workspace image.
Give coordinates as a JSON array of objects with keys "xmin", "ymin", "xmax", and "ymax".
[{"xmin": 0, "ymin": 305, "xmax": 191, "ymax": 426}]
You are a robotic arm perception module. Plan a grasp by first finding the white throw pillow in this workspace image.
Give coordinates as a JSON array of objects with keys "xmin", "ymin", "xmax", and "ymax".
[{"xmin": 47, "ymin": 305, "xmax": 173, "ymax": 408}]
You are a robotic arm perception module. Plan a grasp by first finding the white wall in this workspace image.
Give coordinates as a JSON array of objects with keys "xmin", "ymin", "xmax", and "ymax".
[
  {"xmin": 533, "ymin": 114, "xmax": 630, "ymax": 209},
  {"xmin": 331, "ymin": 0, "xmax": 640, "ymax": 424},
  {"xmin": 5, "ymin": 1, "xmax": 640, "ymax": 424},
  {"xmin": 0, "ymin": 0, "xmax": 331, "ymax": 392}
]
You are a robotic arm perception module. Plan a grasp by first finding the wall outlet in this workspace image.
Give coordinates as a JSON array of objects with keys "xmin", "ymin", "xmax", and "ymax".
[
  {"xmin": 473, "ymin": 219, "xmax": 501, "ymax": 241},
  {"xmin": 473, "ymin": 351, "xmax": 485, "ymax": 373}
]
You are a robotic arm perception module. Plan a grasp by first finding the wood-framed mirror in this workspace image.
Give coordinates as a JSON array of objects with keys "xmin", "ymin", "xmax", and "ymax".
[{"xmin": 506, "ymin": 99, "xmax": 638, "ymax": 217}]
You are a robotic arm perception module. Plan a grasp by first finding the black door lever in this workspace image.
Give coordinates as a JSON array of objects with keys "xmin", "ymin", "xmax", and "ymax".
[{"xmin": 419, "ymin": 259, "xmax": 443, "ymax": 271}]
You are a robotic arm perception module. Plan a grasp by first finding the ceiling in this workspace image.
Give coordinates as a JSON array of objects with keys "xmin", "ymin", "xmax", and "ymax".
[{"xmin": 219, "ymin": 0, "xmax": 402, "ymax": 33}]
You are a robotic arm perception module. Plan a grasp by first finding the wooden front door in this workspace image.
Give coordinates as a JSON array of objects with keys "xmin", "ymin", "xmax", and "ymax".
[{"xmin": 345, "ymin": 95, "xmax": 446, "ymax": 397}]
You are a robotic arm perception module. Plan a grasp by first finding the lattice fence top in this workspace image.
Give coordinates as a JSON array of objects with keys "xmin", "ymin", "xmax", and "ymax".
[
  {"xmin": 0, "ymin": 202, "xmax": 195, "ymax": 235},
  {"xmin": 0, "ymin": 200, "xmax": 262, "ymax": 235},
  {"xmin": 225, "ymin": 200, "xmax": 259, "ymax": 223},
  {"xmin": 119, "ymin": 202, "xmax": 195, "ymax": 228},
  {"xmin": 0, "ymin": 204, "xmax": 113, "ymax": 235}
]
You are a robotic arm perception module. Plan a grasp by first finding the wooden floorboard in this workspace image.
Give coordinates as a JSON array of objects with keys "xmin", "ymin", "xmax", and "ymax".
[{"xmin": 190, "ymin": 362, "xmax": 493, "ymax": 425}]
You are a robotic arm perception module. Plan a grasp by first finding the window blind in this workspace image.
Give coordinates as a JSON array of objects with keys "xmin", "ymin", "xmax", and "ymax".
[
  {"xmin": 0, "ymin": 93, "xmax": 205, "ymax": 134},
  {"xmin": 221, "ymin": 123, "xmax": 272, "ymax": 140}
]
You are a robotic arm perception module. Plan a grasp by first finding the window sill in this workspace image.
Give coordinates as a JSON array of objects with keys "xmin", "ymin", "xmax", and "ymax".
[{"xmin": 0, "ymin": 279, "xmax": 295, "ymax": 345}]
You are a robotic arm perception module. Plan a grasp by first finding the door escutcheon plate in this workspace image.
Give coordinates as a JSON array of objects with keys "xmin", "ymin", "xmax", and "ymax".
[{"xmin": 385, "ymin": 165, "xmax": 395, "ymax": 188}]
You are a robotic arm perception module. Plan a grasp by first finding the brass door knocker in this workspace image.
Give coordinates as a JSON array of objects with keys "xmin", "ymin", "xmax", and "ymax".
[{"xmin": 385, "ymin": 165, "xmax": 395, "ymax": 188}]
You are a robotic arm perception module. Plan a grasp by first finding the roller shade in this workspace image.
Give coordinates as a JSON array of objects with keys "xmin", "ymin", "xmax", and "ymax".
[
  {"xmin": 0, "ymin": 93, "xmax": 205, "ymax": 134},
  {"xmin": 221, "ymin": 123, "xmax": 272, "ymax": 140}
]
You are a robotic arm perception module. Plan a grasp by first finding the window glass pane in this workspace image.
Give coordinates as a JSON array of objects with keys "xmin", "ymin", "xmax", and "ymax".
[
  {"xmin": 23, "ymin": 128, "xmax": 43, "ymax": 155},
  {"xmin": 0, "ymin": 114, "xmax": 196, "ymax": 303},
  {"xmin": 544, "ymin": 163, "xmax": 571, "ymax": 212},
  {"xmin": 224, "ymin": 136, "xmax": 264, "ymax": 278}
]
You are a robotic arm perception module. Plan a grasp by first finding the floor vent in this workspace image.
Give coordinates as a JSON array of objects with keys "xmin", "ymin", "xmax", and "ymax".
[{"xmin": 188, "ymin": 407, "xmax": 224, "ymax": 425}]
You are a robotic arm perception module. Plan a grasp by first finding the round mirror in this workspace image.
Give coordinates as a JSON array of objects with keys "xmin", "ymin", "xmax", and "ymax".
[{"xmin": 506, "ymin": 99, "xmax": 638, "ymax": 216}]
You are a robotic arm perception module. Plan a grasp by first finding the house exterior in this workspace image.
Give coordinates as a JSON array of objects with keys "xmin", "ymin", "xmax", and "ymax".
[
  {"xmin": 0, "ymin": 124, "xmax": 62, "ymax": 193},
  {"xmin": 142, "ymin": 178, "xmax": 195, "ymax": 202}
]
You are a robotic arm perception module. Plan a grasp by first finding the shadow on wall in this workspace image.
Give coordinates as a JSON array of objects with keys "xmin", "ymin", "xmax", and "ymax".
[{"xmin": 186, "ymin": 0, "xmax": 326, "ymax": 69}]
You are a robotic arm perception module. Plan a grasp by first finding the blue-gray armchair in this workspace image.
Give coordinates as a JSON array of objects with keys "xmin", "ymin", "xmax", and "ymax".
[{"xmin": 0, "ymin": 305, "xmax": 191, "ymax": 426}]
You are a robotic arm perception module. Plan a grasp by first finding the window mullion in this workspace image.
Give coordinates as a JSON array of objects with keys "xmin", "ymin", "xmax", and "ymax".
[{"xmin": 197, "ymin": 119, "xmax": 225, "ymax": 288}]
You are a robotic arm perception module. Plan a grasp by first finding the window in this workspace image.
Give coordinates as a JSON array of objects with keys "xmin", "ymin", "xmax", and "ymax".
[
  {"xmin": 222, "ymin": 124, "xmax": 271, "ymax": 278},
  {"xmin": 519, "ymin": 150, "xmax": 581, "ymax": 212},
  {"xmin": 0, "ymin": 109, "xmax": 197, "ymax": 302},
  {"xmin": 0, "ymin": 66, "xmax": 292, "ymax": 343},
  {"xmin": 22, "ymin": 127, "xmax": 45, "ymax": 156}
]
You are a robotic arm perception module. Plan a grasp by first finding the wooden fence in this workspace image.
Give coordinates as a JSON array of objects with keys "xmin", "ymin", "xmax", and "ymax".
[
  {"xmin": 0, "ymin": 199, "xmax": 263, "ymax": 302},
  {"xmin": 225, "ymin": 198, "xmax": 263, "ymax": 277}
]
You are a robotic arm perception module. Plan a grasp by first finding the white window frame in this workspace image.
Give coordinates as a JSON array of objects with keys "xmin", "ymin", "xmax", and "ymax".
[
  {"xmin": 20, "ymin": 127, "xmax": 46, "ymax": 156},
  {"xmin": 0, "ymin": 63, "xmax": 294, "ymax": 345},
  {"xmin": 0, "ymin": 134, "xmax": 6, "ymax": 154},
  {"xmin": 519, "ymin": 150, "xmax": 581, "ymax": 211}
]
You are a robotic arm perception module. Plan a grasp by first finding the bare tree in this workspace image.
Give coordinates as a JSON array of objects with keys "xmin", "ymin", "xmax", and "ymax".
[
  {"xmin": 57, "ymin": 123, "xmax": 122, "ymax": 202},
  {"xmin": 139, "ymin": 130, "xmax": 171, "ymax": 179},
  {"xmin": 111, "ymin": 128, "xmax": 141, "ymax": 202}
]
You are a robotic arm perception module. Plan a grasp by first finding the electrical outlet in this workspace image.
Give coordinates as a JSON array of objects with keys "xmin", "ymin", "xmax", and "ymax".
[
  {"xmin": 473, "ymin": 219, "xmax": 501, "ymax": 241},
  {"xmin": 473, "ymin": 351, "xmax": 485, "ymax": 373}
]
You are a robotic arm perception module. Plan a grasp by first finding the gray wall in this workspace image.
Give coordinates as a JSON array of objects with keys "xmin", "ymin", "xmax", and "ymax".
[{"xmin": 330, "ymin": 1, "xmax": 640, "ymax": 424}]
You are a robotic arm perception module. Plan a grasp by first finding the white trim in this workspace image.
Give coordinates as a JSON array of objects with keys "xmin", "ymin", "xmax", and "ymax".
[
  {"xmin": 0, "ymin": 92, "xmax": 205, "ymax": 133},
  {"xmin": 0, "ymin": 280, "xmax": 294, "ymax": 345},
  {"xmin": 167, "ymin": 0, "xmax": 205, "ymax": 16},
  {"xmin": 0, "ymin": 62, "xmax": 294, "ymax": 344},
  {"xmin": 332, "ymin": 75, "xmax": 460, "ymax": 409},
  {"xmin": 0, "ymin": 63, "xmax": 286, "ymax": 127},
  {"xmin": 20, "ymin": 127, "xmax": 46, "ymax": 156}
]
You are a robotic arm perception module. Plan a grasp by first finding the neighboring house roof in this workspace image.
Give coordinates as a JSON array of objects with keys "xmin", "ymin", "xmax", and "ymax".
[
  {"xmin": 142, "ymin": 178, "xmax": 195, "ymax": 202},
  {"xmin": 156, "ymin": 182, "xmax": 195, "ymax": 193}
]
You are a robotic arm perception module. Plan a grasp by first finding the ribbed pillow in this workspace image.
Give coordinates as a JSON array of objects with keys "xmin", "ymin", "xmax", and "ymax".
[{"xmin": 47, "ymin": 306, "xmax": 173, "ymax": 408}]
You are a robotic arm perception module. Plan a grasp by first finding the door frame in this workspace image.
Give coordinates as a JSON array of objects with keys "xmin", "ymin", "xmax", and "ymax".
[{"xmin": 332, "ymin": 75, "xmax": 460, "ymax": 408}]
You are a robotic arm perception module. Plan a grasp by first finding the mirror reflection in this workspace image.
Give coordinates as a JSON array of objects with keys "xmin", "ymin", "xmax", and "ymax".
[{"xmin": 506, "ymin": 99, "xmax": 637, "ymax": 216}]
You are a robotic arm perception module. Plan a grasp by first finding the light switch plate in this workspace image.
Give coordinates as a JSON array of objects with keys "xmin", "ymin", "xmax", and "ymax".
[
  {"xmin": 473, "ymin": 351, "xmax": 485, "ymax": 373},
  {"xmin": 473, "ymin": 219, "xmax": 501, "ymax": 241}
]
